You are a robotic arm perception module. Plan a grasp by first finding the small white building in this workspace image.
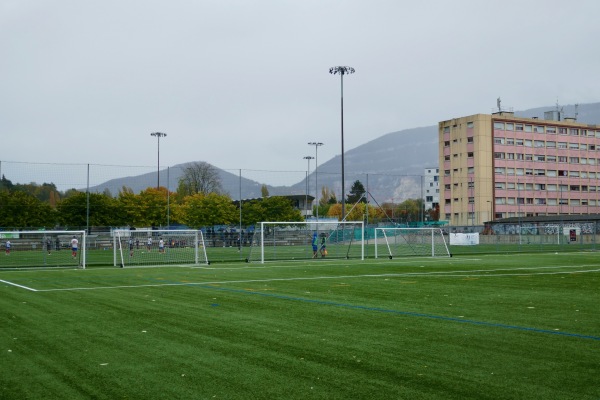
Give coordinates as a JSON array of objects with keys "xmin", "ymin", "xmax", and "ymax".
[{"xmin": 423, "ymin": 167, "xmax": 440, "ymax": 211}]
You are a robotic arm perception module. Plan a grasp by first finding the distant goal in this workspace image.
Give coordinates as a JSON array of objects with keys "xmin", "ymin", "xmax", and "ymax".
[
  {"xmin": 374, "ymin": 227, "xmax": 451, "ymax": 258},
  {"xmin": 247, "ymin": 221, "xmax": 364, "ymax": 263},
  {"xmin": 0, "ymin": 230, "xmax": 86, "ymax": 269},
  {"xmin": 113, "ymin": 229, "xmax": 208, "ymax": 267}
]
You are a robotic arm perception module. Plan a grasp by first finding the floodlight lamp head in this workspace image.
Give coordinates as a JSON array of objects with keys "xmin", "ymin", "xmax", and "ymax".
[
  {"xmin": 329, "ymin": 66, "xmax": 355, "ymax": 75},
  {"xmin": 150, "ymin": 132, "xmax": 167, "ymax": 138}
]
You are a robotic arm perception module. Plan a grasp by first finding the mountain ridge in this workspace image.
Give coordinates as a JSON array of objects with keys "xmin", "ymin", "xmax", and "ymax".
[{"xmin": 89, "ymin": 102, "xmax": 600, "ymax": 203}]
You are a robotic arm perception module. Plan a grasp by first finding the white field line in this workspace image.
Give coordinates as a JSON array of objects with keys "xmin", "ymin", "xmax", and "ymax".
[
  {"xmin": 0, "ymin": 279, "xmax": 37, "ymax": 291},
  {"xmin": 26, "ymin": 264, "xmax": 600, "ymax": 292}
]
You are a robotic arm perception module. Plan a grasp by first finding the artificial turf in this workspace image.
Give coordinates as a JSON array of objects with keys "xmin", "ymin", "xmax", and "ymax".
[{"xmin": 0, "ymin": 253, "xmax": 598, "ymax": 399}]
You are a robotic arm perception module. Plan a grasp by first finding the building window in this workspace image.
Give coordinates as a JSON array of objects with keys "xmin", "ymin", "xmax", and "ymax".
[
  {"xmin": 559, "ymin": 127, "xmax": 567, "ymax": 135},
  {"xmin": 535, "ymin": 126, "xmax": 544, "ymax": 133},
  {"xmin": 494, "ymin": 152, "xmax": 505, "ymax": 159},
  {"xmin": 444, "ymin": 141, "xmax": 450, "ymax": 147},
  {"xmin": 494, "ymin": 122, "xmax": 505, "ymax": 130},
  {"xmin": 443, "ymin": 126, "xmax": 450, "ymax": 133},
  {"xmin": 467, "ymin": 137, "xmax": 474, "ymax": 143},
  {"xmin": 570, "ymin": 128, "xmax": 579, "ymax": 136},
  {"xmin": 534, "ymin": 140, "xmax": 545, "ymax": 148},
  {"xmin": 467, "ymin": 122, "xmax": 474, "ymax": 128},
  {"xmin": 495, "ymin": 167, "xmax": 505, "ymax": 175},
  {"xmin": 494, "ymin": 137, "xmax": 505, "ymax": 145},
  {"xmin": 546, "ymin": 127, "xmax": 556, "ymax": 134},
  {"xmin": 525, "ymin": 125, "xmax": 533, "ymax": 132},
  {"xmin": 467, "ymin": 152, "xmax": 474, "ymax": 158},
  {"xmin": 515, "ymin": 124, "xmax": 524, "ymax": 131},
  {"xmin": 546, "ymin": 141, "xmax": 556, "ymax": 148},
  {"xmin": 506, "ymin": 123, "xmax": 514, "ymax": 131}
]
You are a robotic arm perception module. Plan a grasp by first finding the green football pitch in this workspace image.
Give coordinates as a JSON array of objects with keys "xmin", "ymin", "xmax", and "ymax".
[{"xmin": 1, "ymin": 253, "xmax": 599, "ymax": 399}]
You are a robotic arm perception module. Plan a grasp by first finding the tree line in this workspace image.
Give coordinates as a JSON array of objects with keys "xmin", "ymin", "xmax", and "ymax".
[{"xmin": 0, "ymin": 162, "xmax": 436, "ymax": 229}]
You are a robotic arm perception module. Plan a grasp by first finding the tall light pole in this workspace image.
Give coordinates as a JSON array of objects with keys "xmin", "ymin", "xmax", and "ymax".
[
  {"xmin": 303, "ymin": 156, "xmax": 314, "ymax": 219},
  {"xmin": 308, "ymin": 142, "xmax": 323, "ymax": 220},
  {"xmin": 329, "ymin": 66, "xmax": 355, "ymax": 220},
  {"xmin": 150, "ymin": 132, "xmax": 167, "ymax": 189}
]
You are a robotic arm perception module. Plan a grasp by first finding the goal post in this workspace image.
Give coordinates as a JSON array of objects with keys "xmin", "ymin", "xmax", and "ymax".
[
  {"xmin": 374, "ymin": 227, "xmax": 451, "ymax": 258},
  {"xmin": 113, "ymin": 229, "xmax": 208, "ymax": 267},
  {"xmin": 0, "ymin": 230, "xmax": 86, "ymax": 269},
  {"xmin": 246, "ymin": 221, "xmax": 364, "ymax": 263}
]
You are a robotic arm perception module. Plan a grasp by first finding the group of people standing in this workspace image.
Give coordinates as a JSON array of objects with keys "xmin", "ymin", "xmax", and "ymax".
[
  {"xmin": 129, "ymin": 236, "xmax": 165, "ymax": 256},
  {"xmin": 4, "ymin": 235, "xmax": 79, "ymax": 258}
]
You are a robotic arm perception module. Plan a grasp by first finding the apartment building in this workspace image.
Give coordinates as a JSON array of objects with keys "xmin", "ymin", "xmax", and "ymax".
[{"xmin": 439, "ymin": 112, "xmax": 600, "ymax": 226}]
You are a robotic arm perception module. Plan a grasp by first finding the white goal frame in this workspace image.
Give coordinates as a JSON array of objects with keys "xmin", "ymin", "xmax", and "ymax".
[
  {"xmin": 113, "ymin": 229, "xmax": 208, "ymax": 267},
  {"xmin": 0, "ymin": 230, "xmax": 86, "ymax": 269},
  {"xmin": 374, "ymin": 227, "xmax": 451, "ymax": 258},
  {"xmin": 248, "ymin": 221, "xmax": 364, "ymax": 264}
]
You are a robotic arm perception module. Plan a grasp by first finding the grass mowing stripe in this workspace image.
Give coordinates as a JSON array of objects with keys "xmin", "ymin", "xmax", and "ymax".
[{"xmin": 200, "ymin": 284, "xmax": 600, "ymax": 342}]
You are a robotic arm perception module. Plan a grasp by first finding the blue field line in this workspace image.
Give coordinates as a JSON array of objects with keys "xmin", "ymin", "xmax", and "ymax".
[{"xmin": 199, "ymin": 284, "xmax": 600, "ymax": 342}]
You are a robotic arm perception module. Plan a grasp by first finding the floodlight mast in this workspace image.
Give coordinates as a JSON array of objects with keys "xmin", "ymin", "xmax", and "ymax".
[
  {"xmin": 308, "ymin": 142, "xmax": 323, "ymax": 221},
  {"xmin": 303, "ymin": 156, "xmax": 314, "ymax": 219},
  {"xmin": 150, "ymin": 132, "xmax": 167, "ymax": 189},
  {"xmin": 329, "ymin": 66, "xmax": 355, "ymax": 221}
]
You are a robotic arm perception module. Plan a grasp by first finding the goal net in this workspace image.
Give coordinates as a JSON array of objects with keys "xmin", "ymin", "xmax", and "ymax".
[
  {"xmin": 374, "ymin": 227, "xmax": 451, "ymax": 258},
  {"xmin": 0, "ymin": 230, "xmax": 86, "ymax": 269},
  {"xmin": 113, "ymin": 229, "xmax": 208, "ymax": 267},
  {"xmin": 246, "ymin": 221, "xmax": 364, "ymax": 263}
]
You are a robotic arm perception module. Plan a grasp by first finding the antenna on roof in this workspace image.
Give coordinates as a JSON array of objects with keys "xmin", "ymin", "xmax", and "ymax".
[
  {"xmin": 497, "ymin": 97, "xmax": 501, "ymax": 112},
  {"xmin": 574, "ymin": 103, "xmax": 579, "ymax": 120}
]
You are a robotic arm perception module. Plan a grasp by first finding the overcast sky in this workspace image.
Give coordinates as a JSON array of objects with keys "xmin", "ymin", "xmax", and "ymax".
[{"xmin": 2, "ymin": 0, "xmax": 600, "ymax": 186}]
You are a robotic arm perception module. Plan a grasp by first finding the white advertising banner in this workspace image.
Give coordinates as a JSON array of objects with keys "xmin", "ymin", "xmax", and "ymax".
[{"xmin": 449, "ymin": 232, "xmax": 479, "ymax": 245}]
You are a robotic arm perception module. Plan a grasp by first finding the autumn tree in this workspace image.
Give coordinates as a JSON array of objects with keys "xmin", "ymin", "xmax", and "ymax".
[
  {"xmin": 261, "ymin": 184, "xmax": 269, "ymax": 198},
  {"xmin": 240, "ymin": 196, "xmax": 303, "ymax": 226},
  {"xmin": 0, "ymin": 191, "xmax": 56, "ymax": 228},
  {"xmin": 56, "ymin": 192, "xmax": 120, "ymax": 227},
  {"xmin": 176, "ymin": 193, "xmax": 237, "ymax": 228}
]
